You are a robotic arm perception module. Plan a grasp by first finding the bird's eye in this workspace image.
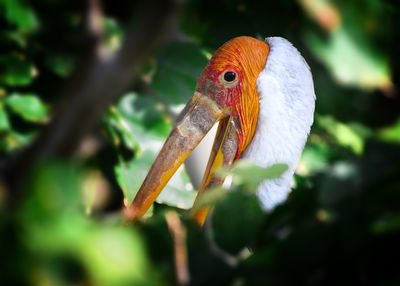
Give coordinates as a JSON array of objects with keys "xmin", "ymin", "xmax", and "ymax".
[{"xmin": 223, "ymin": 71, "xmax": 236, "ymax": 82}]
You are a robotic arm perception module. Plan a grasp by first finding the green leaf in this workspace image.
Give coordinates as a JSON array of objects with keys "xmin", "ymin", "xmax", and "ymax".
[
  {"xmin": 193, "ymin": 162, "xmax": 288, "ymax": 214},
  {"xmin": 0, "ymin": 130, "xmax": 36, "ymax": 151},
  {"xmin": 371, "ymin": 214, "xmax": 400, "ymax": 235},
  {"xmin": 81, "ymin": 227, "xmax": 153, "ymax": 286},
  {"xmin": 21, "ymin": 161, "xmax": 158, "ymax": 286},
  {"xmin": 156, "ymin": 168, "xmax": 196, "ymax": 209},
  {"xmin": 152, "ymin": 42, "xmax": 208, "ymax": 110},
  {"xmin": 211, "ymin": 190, "xmax": 264, "ymax": 255},
  {"xmin": 115, "ymin": 150, "xmax": 196, "ymax": 209},
  {"xmin": 191, "ymin": 186, "xmax": 226, "ymax": 211},
  {"xmin": 0, "ymin": 104, "xmax": 10, "ymax": 131},
  {"xmin": 0, "ymin": 54, "xmax": 35, "ymax": 86},
  {"xmin": 22, "ymin": 161, "xmax": 82, "ymax": 219},
  {"xmin": 45, "ymin": 53, "xmax": 75, "ymax": 77},
  {"xmin": 216, "ymin": 160, "xmax": 288, "ymax": 190},
  {"xmin": 299, "ymin": 141, "xmax": 331, "ymax": 176},
  {"xmin": 107, "ymin": 92, "xmax": 170, "ymax": 153},
  {"xmin": 110, "ymin": 92, "xmax": 197, "ymax": 209},
  {"xmin": 115, "ymin": 151, "xmax": 155, "ymax": 204},
  {"xmin": 1, "ymin": 0, "xmax": 39, "ymax": 32},
  {"xmin": 117, "ymin": 92, "xmax": 171, "ymax": 139},
  {"xmin": 5, "ymin": 93, "xmax": 48, "ymax": 122},
  {"xmin": 1, "ymin": 30, "xmax": 27, "ymax": 47},
  {"xmin": 316, "ymin": 114, "xmax": 367, "ymax": 154},
  {"xmin": 103, "ymin": 17, "xmax": 124, "ymax": 53},
  {"xmin": 106, "ymin": 106, "xmax": 138, "ymax": 151},
  {"xmin": 307, "ymin": 27, "xmax": 391, "ymax": 90},
  {"xmin": 378, "ymin": 118, "xmax": 400, "ymax": 144}
]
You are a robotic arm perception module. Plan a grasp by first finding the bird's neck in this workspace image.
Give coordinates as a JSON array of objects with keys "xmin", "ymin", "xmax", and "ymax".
[{"xmin": 241, "ymin": 37, "xmax": 315, "ymax": 211}]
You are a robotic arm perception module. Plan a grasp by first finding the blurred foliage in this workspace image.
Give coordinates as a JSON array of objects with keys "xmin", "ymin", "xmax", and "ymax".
[{"xmin": 1, "ymin": 0, "xmax": 400, "ymax": 285}]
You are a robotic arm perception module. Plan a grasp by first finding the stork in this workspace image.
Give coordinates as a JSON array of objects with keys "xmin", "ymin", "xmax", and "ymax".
[{"xmin": 124, "ymin": 36, "xmax": 315, "ymax": 225}]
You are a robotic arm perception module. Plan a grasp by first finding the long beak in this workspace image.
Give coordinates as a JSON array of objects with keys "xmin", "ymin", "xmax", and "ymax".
[
  {"xmin": 190, "ymin": 115, "xmax": 236, "ymax": 225},
  {"xmin": 124, "ymin": 92, "xmax": 234, "ymax": 222}
]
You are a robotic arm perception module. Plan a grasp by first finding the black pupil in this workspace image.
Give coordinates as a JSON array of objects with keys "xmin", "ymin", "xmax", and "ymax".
[{"xmin": 224, "ymin": 71, "xmax": 236, "ymax": 82}]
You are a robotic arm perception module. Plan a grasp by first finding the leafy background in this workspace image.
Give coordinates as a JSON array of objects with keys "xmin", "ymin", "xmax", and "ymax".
[{"xmin": 1, "ymin": 0, "xmax": 400, "ymax": 285}]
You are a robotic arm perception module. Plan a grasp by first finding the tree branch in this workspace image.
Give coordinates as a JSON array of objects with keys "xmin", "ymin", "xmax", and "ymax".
[{"xmin": 1, "ymin": 0, "xmax": 183, "ymax": 203}]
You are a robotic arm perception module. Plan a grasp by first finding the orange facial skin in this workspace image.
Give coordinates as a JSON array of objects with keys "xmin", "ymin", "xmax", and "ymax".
[
  {"xmin": 195, "ymin": 36, "xmax": 270, "ymax": 159},
  {"xmin": 124, "ymin": 36, "xmax": 270, "ymax": 224}
]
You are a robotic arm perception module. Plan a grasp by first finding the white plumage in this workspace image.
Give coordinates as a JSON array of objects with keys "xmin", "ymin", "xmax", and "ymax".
[
  {"xmin": 242, "ymin": 37, "xmax": 316, "ymax": 210},
  {"xmin": 126, "ymin": 36, "xmax": 316, "ymax": 222}
]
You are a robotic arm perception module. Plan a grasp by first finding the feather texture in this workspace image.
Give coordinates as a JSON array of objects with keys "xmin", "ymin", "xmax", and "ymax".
[{"xmin": 241, "ymin": 37, "xmax": 316, "ymax": 210}]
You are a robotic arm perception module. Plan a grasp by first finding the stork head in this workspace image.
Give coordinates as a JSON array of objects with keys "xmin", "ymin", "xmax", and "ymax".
[
  {"xmin": 124, "ymin": 36, "xmax": 310, "ymax": 224},
  {"xmin": 195, "ymin": 37, "xmax": 269, "ymax": 157}
]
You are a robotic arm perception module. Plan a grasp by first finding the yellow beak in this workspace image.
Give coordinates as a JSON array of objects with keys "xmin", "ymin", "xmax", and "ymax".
[{"xmin": 124, "ymin": 91, "xmax": 238, "ymax": 225}]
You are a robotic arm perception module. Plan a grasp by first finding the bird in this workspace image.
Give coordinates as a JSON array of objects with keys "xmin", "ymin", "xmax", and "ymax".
[{"xmin": 124, "ymin": 36, "xmax": 315, "ymax": 225}]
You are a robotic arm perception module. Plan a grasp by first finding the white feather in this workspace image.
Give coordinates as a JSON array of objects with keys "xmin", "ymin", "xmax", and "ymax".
[{"xmin": 241, "ymin": 37, "xmax": 316, "ymax": 211}]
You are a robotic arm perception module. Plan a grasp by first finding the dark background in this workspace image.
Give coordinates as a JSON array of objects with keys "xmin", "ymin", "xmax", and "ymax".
[{"xmin": 0, "ymin": 0, "xmax": 399, "ymax": 285}]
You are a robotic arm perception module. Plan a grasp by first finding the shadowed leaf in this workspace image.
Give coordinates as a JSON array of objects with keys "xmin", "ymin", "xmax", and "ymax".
[
  {"xmin": 5, "ymin": 93, "xmax": 48, "ymax": 122},
  {"xmin": 216, "ymin": 160, "xmax": 288, "ymax": 190}
]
